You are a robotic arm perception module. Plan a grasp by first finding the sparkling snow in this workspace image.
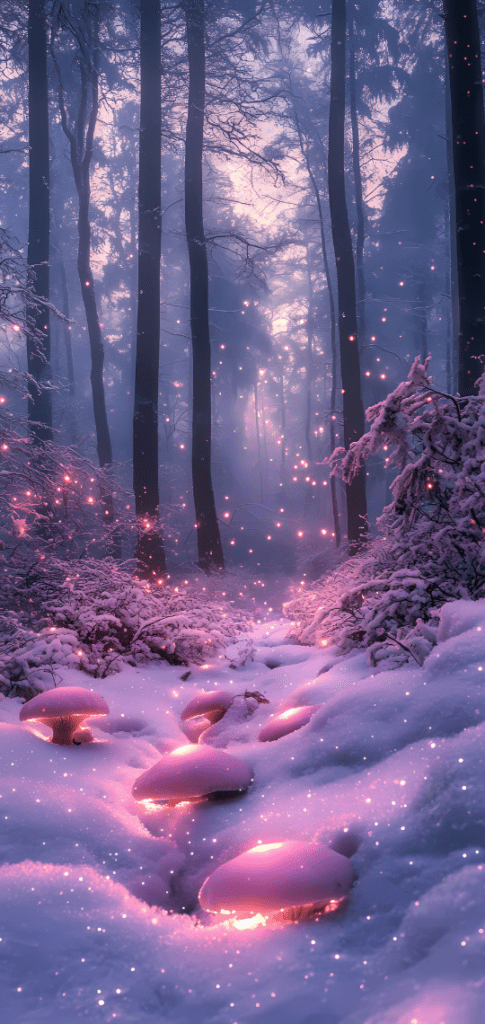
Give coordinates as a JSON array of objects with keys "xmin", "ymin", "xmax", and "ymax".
[{"xmin": 1, "ymin": 602, "xmax": 484, "ymax": 1023}]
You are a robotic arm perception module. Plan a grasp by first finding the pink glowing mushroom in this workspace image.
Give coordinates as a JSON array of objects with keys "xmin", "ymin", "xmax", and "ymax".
[
  {"xmin": 198, "ymin": 840, "xmax": 354, "ymax": 918},
  {"xmin": 180, "ymin": 717, "xmax": 212, "ymax": 744},
  {"xmin": 180, "ymin": 690, "xmax": 235, "ymax": 743},
  {"xmin": 19, "ymin": 686, "xmax": 109, "ymax": 745},
  {"xmin": 181, "ymin": 690, "xmax": 234, "ymax": 724},
  {"xmin": 131, "ymin": 744, "xmax": 253, "ymax": 805},
  {"xmin": 258, "ymin": 704, "xmax": 320, "ymax": 742}
]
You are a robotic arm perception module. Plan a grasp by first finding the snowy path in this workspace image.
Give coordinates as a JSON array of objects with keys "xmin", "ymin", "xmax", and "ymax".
[{"xmin": 1, "ymin": 604, "xmax": 485, "ymax": 1023}]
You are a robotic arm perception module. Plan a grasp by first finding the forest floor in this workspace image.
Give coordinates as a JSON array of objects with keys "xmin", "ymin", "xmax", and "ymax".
[{"xmin": 1, "ymin": 600, "xmax": 485, "ymax": 1024}]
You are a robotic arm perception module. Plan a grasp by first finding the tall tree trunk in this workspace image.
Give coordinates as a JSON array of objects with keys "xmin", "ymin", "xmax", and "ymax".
[
  {"xmin": 444, "ymin": 53, "xmax": 459, "ymax": 393},
  {"xmin": 54, "ymin": 246, "xmax": 78, "ymax": 443},
  {"xmin": 254, "ymin": 381, "xmax": 264, "ymax": 504},
  {"xmin": 55, "ymin": 12, "xmax": 119, "ymax": 552},
  {"xmin": 76, "ymin": 73, "xmax": 112, "ymax": 470},
  {"xmin": 129, "ymin": 206, "xmax": 138, "ymax": 393},
  {"xmin": 328, "ymin": 0, "xmax": 367, "ymax": 548},
  {"xmin": 443, "ymin": 0, "xmax": 485, "ymax": 395},
  {"xmin": 304, "ymin": 251, "xmax": 313, "ymax": 467},
  {"xmin": 279, "ymin": 364, "xmax": 286, "ymax": 488},
  {"xmin": 133, "ymin": 0, "xmax": 166, "ymax": 578},
  {"xmin": 293, "ymin": 109, "xmax": 340, "ymax": 545},
  {"xmin": 348, "ymin": 5, "xmax": 366, "ymax": 350},
  {"xmin": 303, "ymin": 252, "xmax": 316, "ymax": 518},
  {"xmin": 27, "ymin": 0, "xmax": 52, "ymax": 443},
  {"xmin": 184, "ymin": 0, "xmax": 224, "ymax": 571},
  {"xmin": 413, "ymin": 278, "xmax": 427, "ymax": 362},
  {"xmin": 58, "ymin": 254, "xmax": 75, "ymax": 400}
]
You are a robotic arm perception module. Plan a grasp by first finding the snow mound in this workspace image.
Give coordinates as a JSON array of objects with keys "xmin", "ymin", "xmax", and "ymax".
[{"xmin": 1, "ymin": 599, "xmax": 485, "ymax": 1023}]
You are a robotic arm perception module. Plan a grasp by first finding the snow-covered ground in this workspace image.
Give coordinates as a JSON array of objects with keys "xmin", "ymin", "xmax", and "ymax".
[{"xmin": 1, "ymin": 599, "xmax": 485, "ymax": 1024}]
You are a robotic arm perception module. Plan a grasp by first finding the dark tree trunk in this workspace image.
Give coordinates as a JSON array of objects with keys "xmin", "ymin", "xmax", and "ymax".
[
  {"xmin": 254, "ymin": 381, "xmax": 264, "ymax": 504},
  {"xmin": 133, "ymin": 0, "xmax": 166, "ymax": 578},
  {"xmin": 128, "ymin": 206, "xmax": 138, "ymax": 393},
  {"xmin": 184, "ymin": 0, "xmax": 224, "ymax": 571},
  {"xmin": 58, "ymin": 255, "xmax": 75, "ymax": 400},
  {"xmin": 444, "ymin": 52, "xmax": 459, "ymax": 393},
  {"xmin": 27, "ymin": 0, "xmax": 52, "ymax": 443},
  {"xmin": 443, "ymin": 0, "xmax": 485, "ymax": 395},
  {"xmin": 304, "ymin": 254, "xmax": 313, "ymax": 468},
  {"xmin": 328, "ymin": 0, "xmax": 367, "ymax": 548},
  {"xmin": 413, "ymin": 278, "xmax": 428, "ymax": 362},
  {"xmin": 279, "ymin": 364, "xmax": 286, "ymax": 487},
  {"xmin": 53, "ymin": 243, "xmax": 78, "ymax": 443},
  {"xmin": 75, "ymin": 70, "xmax": 112, "ymax": 470},
  {"xmin": 55, "ymin": 11, "xmax": 119, "ymax": 553},
  {"xmin": 303, "ymin": 252, "xmax": 316, "ymax": 518},
  {"xmin": 348, "ymin": 6, "xmax": 366, "ymax": 349},
  {"xmin": 293, "ymin": 110, "xmax": 341, "ymax": 546},
  {"xmin": 55, "ymin": 19, "xmax": 111, "ymax": 465}
]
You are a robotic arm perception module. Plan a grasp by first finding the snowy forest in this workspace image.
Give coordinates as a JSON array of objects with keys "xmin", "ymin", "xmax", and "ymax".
[{"xmin": 1, "ymin": 0, "xmax": 485, "ymax": 1021}]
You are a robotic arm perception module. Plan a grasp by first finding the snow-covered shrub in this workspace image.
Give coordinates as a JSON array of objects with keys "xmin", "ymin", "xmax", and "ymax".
[
  {"xmin": 0, "ymin": 625, "xmax": 85, "ymax": 698},
  {"xmin": 0, "ymin": 410, "xmax": 122, "ymax": 559},
  {"xmin": 0, "ymin": 557, "xmax": 253, "ymax": 697},
  {"xmin": 284, "ymin": 359, "xmax": 485, "ymax": 668},
  {"xmin": 0, "ymin": 366, "xmax": 252, "ymax": 697}
]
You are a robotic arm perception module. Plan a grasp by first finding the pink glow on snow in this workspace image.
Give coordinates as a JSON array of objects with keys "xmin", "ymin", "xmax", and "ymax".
[{"xmin": 258, "ymin": 704, "xmax": 320, "ymax": 742}]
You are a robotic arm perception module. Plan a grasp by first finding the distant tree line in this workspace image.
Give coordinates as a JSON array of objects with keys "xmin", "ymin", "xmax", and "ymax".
[{"xmin": 1, "ymin": 0, "xmax": 483, "ymax": 576}]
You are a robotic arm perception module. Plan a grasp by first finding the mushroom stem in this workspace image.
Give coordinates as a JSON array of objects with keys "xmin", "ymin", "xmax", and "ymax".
[
  {"xmin": 48, "ymin": 715, "xmax": 84, "ymax": 745},
  {"xmin": 273, "ymin": 897, "xmax": 347, "ymax": 924}
]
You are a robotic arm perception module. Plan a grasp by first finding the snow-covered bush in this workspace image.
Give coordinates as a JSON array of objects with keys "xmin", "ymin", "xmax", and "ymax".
[
  {"xmin": 0, "ymin": 556, "xmax": 253, "ymax": 697},
  {"xmin": 0, "ymin": 360, "xmax": 252, "ymax": 697},
  {"xmin": 0, "ymin": 409, "xmax": 123, "ymax": 559},
  {"xmin": 284, "ymin": 359, "xmax": 485, "ymax": 668}
]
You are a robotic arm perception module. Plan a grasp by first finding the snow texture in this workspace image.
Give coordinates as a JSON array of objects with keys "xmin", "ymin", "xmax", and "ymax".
[{"xmin": 1, "ymin": 605, "xmax": 484, "ymax": 1023}]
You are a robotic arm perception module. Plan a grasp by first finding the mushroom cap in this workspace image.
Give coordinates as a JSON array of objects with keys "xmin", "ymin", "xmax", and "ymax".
[
  {"xmin": 199, "ymin": 840, "xmax": 354, "ymax": 914},
  {"xmin": 19, "ymin": 686, "xmax": 109, "ymax": 724},
  {"xmin": 258, "ymin": 704, "xmax": 320, "ymax": 742},
  {"xmin": 131, "ymin": 744, "xmax": 252, "ymax": 802},
  {"xmin": 180, "ymin": 690, "xmax": 234, "ymax": 724},
  {"xmin": 180, "ymin": 717, "xmax": 212, "ymax": 743}
]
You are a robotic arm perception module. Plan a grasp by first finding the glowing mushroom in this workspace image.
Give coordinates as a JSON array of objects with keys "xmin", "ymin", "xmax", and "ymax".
[
  {"xmin": 180, "ymin": 690, "xmax": 235, "ymax": 743},
  {"xmin": 258, "ymin": 704, "xmax": 320, "ymax": 742},
  {"xmin": 181, "ymin": 690, "xmax": 234, "ymax": 724},
  {"xmin": 181, "ymin": 689, "xmax": 269, "ymax": 745},
  {"xmin": 131, "ymin": 744, "xmax": 253, "ymax": 805},
  {"xmin": 180, "ymin": 717, "xmax": 212, "ymax": 744},
  {"xmin": 199, "ymin": 840, "xmax": 354, "ymax": 921},
  {"xmin": 19, "ymin": 686, "xmax": 109, "ymax": 745}
]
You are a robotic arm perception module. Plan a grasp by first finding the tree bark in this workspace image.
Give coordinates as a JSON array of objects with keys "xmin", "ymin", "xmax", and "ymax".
[
  {"xmin": 413, "ymin": 278, "xmax": 428, "ymax": 362},
  {"xmin": 184, "ymin": 0, "xmax": 224, "ymax": 571},
  {"xmin": 328, "ymin": 0, "xmax": 367, "ymax": 548},
  {"xmin": 55, "ymin": 9, "xmax": 119, "ymax": 553},
  {"xmin": 27, "ymin": 0, "xmax": 52, "ymax": 443},
  {"xmin": 279, "ymin": 363, "xmax": 286, "ymax": 487},
  {"xmin": 58, "ymin": 254, "xmax": 75, "ymax": 400},
  {"xmin": 75, "ymin": 68, "xmax": 112, "ymax": 470},
  {"xmin": 304, "ymin": 252, "xmax": 313, "ymax": 468},
  {"xmin": 254, "ymin": 381, "xmax": 264, "ymax": 504},
  {"xmin": 133, "ymin": 0, "xmax": 166, "ymax": 578},
  {"xmin": 444, "ymin": 48, "xmax": 459, "ymax": 394},
  {"xmin": 443, "ymin": 0, "xmax": 485, "ymax": 395},
  {"xmin": 348, "ymin": 5, "xmax": 366, "ymax": 350},
  {"xmin": 303, "ymin": 251, "xmax": 316, "ymax": 518},
  {"xmin": 293, "ymin": 110, "xmax": 341, "ymax": 545},
  {"xmin": 50, "ymin": 235, "xmax": 78, "ymax": 442}
]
